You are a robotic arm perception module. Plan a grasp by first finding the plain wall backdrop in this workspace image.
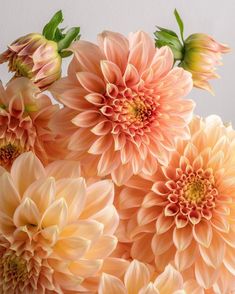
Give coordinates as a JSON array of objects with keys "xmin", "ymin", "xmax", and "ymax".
[{"xmin": 0, "ymin": 0, "xmax": 234, "ymax": 123}]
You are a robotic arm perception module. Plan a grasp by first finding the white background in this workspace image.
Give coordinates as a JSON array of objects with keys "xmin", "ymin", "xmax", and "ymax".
[{"xmin": 0, "ymin": 0, "xmax": 234, "ymax": 123}]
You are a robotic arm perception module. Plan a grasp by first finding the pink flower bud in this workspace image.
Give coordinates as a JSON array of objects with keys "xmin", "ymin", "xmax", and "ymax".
[{"xmin": 0, "ymin": 33, "xmax": 62, "ymax": 90}]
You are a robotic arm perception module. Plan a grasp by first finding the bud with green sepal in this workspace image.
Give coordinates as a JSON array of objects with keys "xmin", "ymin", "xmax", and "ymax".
[
  {"xmin": 154, "ymin": 9, "xmax": 230, "ymax": 94},
  {"xmin": 0, "ymin": 10, "xmax": 80, "ymax": 90}
]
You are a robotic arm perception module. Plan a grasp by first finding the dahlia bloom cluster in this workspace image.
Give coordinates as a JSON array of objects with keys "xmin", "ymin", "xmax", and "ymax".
[{"xmin": 0, "ymin": 9, "xmax": 232, "ymax": 294}]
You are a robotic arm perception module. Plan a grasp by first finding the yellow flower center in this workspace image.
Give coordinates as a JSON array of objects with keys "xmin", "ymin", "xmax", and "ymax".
[
  {"xmin": 2, "ymin": 253, "xmax": 28, "ymax": 288},
  {"xmin": 184, "ymin": 181, "xmax": 206, "ymax": 203},
  {"xmin": 127, "ymin": 98, "xmax": 153, "ymax": 122}
]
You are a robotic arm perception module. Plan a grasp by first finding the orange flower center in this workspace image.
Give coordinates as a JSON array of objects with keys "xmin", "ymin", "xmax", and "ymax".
[{"xmin": 0, "ymin": 142, "xmax": 24, "ymax": 168}]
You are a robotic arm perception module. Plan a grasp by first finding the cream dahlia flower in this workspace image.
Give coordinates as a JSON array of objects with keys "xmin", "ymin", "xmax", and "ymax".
[
  {"xmin": 99, "ymin": 260, "xmax": 184, "ymax": 294},
  {"xmin": 0, "ymin": 77, "xmax": 59, "ymax": 168},
  {"xmin": 0, "ymin": 152, "xmax": 119, "ymax": 293},
  {"xmin": 115, "ymin": 116, "xmax": 235, "ymax": 293},
  {"xmin": 50, "ymin": 30, "xmax": 194, "ymax": 185}
]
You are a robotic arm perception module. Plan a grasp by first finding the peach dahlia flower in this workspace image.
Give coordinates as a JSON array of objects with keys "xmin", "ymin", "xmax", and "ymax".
[
  {"xmin": 99, "ymin": 260, "xmax": 184, "ymax": 294},
  {"xmin": 51, "ymin": 30, "xmax": 194, "ymax": 185},
  {"xmin": 0, "ymin": 77, "xmax": 59, "ymax": 168},
  {"xmin": 115, "ymin": 116, "xmax": 235, "ymax": 293},
  {"xmin": 0, "ymin": 152, "xmax": 119, "ymax": 293}
]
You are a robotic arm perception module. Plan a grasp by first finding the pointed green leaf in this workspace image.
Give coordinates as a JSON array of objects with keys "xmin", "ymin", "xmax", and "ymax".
[
  {"xmin": 57, "ymin": 27, "xmax": 80, "ymax": 52},
  {"xmin": 174, "ymin": 9, "xmax": 184, "ymax": 41},
  {"xmin": 42, "ymin": 10, "xmax": 64, "ymax": 41},
  {"xmin": 156, "ymin": 26, "xmax": 178, "ymax": 38}
]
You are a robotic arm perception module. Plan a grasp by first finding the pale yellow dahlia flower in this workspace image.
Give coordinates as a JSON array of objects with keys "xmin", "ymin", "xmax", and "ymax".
[
  {"xmin": 115, "ymin": 116, "xmax": 235, "ymax": 293},
  {"xmin": 0, "ymin": 152, "xmax": 119, "ymax": 293}
]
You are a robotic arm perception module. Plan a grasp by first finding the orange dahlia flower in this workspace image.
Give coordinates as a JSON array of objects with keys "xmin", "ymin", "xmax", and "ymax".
[
  {"xmin": 0, "ymin": 77, "xmax": 60, "ymax": 168},
  {"xmin": 0, "ymin": 152, "xmax": 119, "ymax": 293},
  {"xmin": 51, "ymin": 30, "xmax": 194, "ymax": 185},
  {"xmin": 115, "ymin": 116, "xmax": 235, "ymax": 293},
  {"xmin": 99, "ymin": 260, "xmax": 184, "ymax": 294}
]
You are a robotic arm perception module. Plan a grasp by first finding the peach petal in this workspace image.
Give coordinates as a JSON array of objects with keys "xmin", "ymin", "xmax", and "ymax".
[
  {"xmin": 45, "ymin": 160, "xmax": 81, "ymax": 180},
  {"xmin": 195, "ymin": 258, "xmax": 219, "ymax": 289},
  {"xmin": 70, "ymin": 259, "xmax": 103, "ymax": 279},
  {"xmin": 174, "ymin": 242, "xmax": 196, "ymax": 271},
  {"xmin": 92, "ymin": 205, "xmax": 119, "ymax": 235},
  {"xmin": 156, "ymin": 213, "xmax": 174, "ymax": 234},
  {"xmin": 0, "ymin": 172, "xmax": 20, "ymax": 217},
  {"xmin": 11, "ymin": 152, "xmax": 45, "ymax": 195},
  {"xmin": 193, "ymin": 220, "xmax": 212, "ymax": 247},
  {"xmin": 55, "ymin": 178, "xmax": 86, "ymax": 221},
  {"xmin": 76, "ymin": 72, "xmax": 105, "ymax": 93},
  {"xmin": 85, "ymin": 235, "xmax": 117, "ymax": 259},
  {"xmin": 139, "ymin": 283, "xmax": 159, "ymax": 294},
  {"xmin": 98, "ymin": 273, "xmax": 127, "ymax": 294},
  {"xmin": 41, "ymin": 198, "xmax": 68, "ymax": 229},
  {"xmin": 69, "ymin": 128, "xmax": 95, "ymax": 151},
  {"xmin": 184, "ymin": 280, "xmax": 204, "ymax": 294},
  {"xmin": 199, "ymin": 234, "xmax": 225, "ymax": 268},
  {"xmin": 101, "ymin": 257, "xmax": 129, "ymax": 278},
  {"xmin": 154, "ymin": 264, "xmax": 184, "ymax": 294},
  {"xmin": 223, "ymin": 247, "xmax": 235, "ymax": 275},
  {"xmin": 88, "ymin": 135, "xmax": 113, "ymax": 154},
  {"xmin": 152, "ymin": 230, "xmax": 173, "ymax": 256},
  {"xmin": 101, "ymin": 60, "xmax": 123, "ymax": 84},
  {"xmin": 54, "ymin": 237, "xmax": 91, "ymax": 260},
  {"xmin": 23, "ymin": 177, "xmax": 55, "ymax": 213},
  {"xmin": 13, "ymin": 198, "xmax": 40, "ymax": 227},
  {"xmin": 173, "ymin": 225, "xmax": 193, "ymax": 251},
  {"xmin": 124, "ymin": 260, "xmax": 150, "ymax": 294},
  {"xmin": 72, "ymin": 110, "xmax": 101, "ymax": 128},
  {"xmin": 131, "ymin": 234, "xmax": 155, "ymax": 264},
  {"xmin": 211, "ymin": 213, "xmax": 230, "ymax": 233},
  {"xmin": 81, "ymin": 180, "xmax": 114, "ymax": 218}
]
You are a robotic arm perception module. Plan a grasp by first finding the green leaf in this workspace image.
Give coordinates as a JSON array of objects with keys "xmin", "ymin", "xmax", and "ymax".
[
  {"xmin": 57, "ymin": 27, "xmax": 80, "ymax": 52},
  {"xmin": 156, "ymin": 26, "xmax": 178, "ymax": 38},
  {"xmin": 42, "ymin": 10, "xmax": 64, "ymax": 40},
  {"xmin": 174, "ymin": 9, "xmax": 184, "ymax": 42}
]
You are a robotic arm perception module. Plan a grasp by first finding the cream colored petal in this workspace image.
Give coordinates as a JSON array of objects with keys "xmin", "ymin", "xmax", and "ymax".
[
  {"xmin": 41, "ymin": 225, "xmax": 59, "ymax": 246},
  {"xmin": 98, "ymin": 273, "xmax": 127, "ymax": 294},
  {"xmin": 55, "ymin": 178, "xmax": 86, "ymax": 221},
  {"xmin": 139, "ymin": 283, "xmax": 160, "ymax": 294},
  {"xmin": 23, "ymin": 177, "xmax": 56, "ymax": 213},
  {"xmin": 60, "ymin": 220, "xmax": 104, "ymax": 243},
  {"xmin": 154, "ymin": 265, "xmax": 183, "ymax": 294},
  {"xmin": 11, "ymin": 152, "xmax": 45, "ymax": 195},
  {"xmin": 92, "ymin": 205, "xmax": 119, "ymax": 234},
  {"xmin": 81, "ymin": 180, "xmax": 114, "ymax": 218},
  {"xmin": 54, "ymin": 237, "xmax": 91, "ymax": 260},
  {"xmin": 13, "ymin": 198, "xmax": 40, "ymax": 227},
  {"xmin": 69, "ymin": 259, "xmax": 103, "ymax": 278},
  {"xmin": 0, "ymin": 172, "xmax": 20, "ymax": 217},
  {"xmin": 174, "ymin": 242, "xmax": 196, "ymax": 272},
  {"xmin": 41, "ymin": 198, "xmax": 68, "ymax": 229},
  {"xmin": 85, "ymin": 235, "xmax": 117, "ymax": 259},
  {"xmin": 124, "ymin": 260, "xmax": 150, "ymax": 294}
]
